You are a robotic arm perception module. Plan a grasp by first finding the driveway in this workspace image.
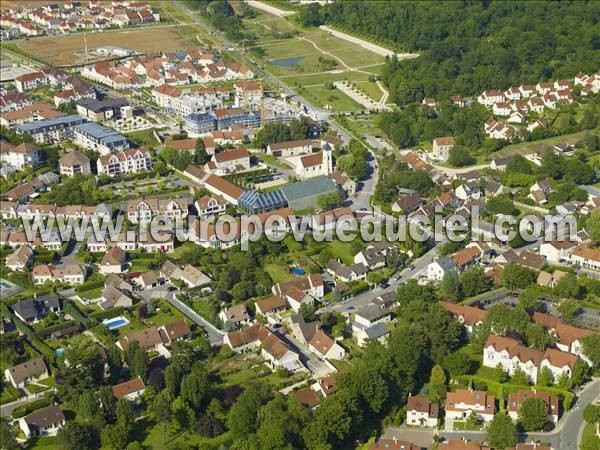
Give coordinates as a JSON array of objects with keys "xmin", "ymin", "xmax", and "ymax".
[{"xmin": 282, "ymin": 332, "xmax": 335, "ymax": 378}]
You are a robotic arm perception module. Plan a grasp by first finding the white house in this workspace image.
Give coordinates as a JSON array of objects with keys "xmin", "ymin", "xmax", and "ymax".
[
  {"xmin": 432, "ymin": 136, "xmax": 454, "ymax": 161},
  {"xmin": 507, "ymin": 390, "xmax": 559, "ymax": 424},
  {"xmin": 406, "ymin": 395, "xmax": 439, "ymax": 427},
  {"xmin": 19, "ymin": 406, "xmax": 65, "ymax": 438},
  {"xmin": 111, "ymin": 378, "xmax": 146, "ymax": 403},
  {"xmin": 483, "ymin": 335, "xmax": 542, "ymax": 383},
  {"xmin": 208, "ymin": 147, "xmax": 251, "ymax": 174},
  {"xmin": 444, "ymin": 389, "xmax": 495, "ymax": 422},
  {"xmin": 0, "ymin": 143, "xmax": 42, "ymax": 170},
  {"xmin": 540, "ymin": 348, "xmax": 579, "ymax": 382},
  {"xmin": 539, "ymin": 241, "xmax": 575, "ymax": 265},
  {"xmin": 267, "ymin": 139, "xmax": 313, "ymax": 157},
  {"xmin": 99, "ymin": 246, "xmax": 127, "ymax": 275},
  {"xmin": 295, "ymin": 149, "xmax": 333, "ymax": 179},
  {"xmin": 477, "ymin": 90, "xmax": 504, "ymax": 106},
  {"xmin": 308, "ymin": 329, "xmax": 345, "ymax": 361},
  {"xmin": 570, "ymin": 246, "xmax": 600, "ymax": 272}
]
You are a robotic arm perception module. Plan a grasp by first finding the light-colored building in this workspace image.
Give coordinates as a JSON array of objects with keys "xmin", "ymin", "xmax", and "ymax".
[
  {"xmin": 19, "ymin": 405, "xmax": 65, "ymax": 438},
  {"xmin": 445, "ymin": 389, "xmax": 495, "ymax": 422},
  {"xmin": 59, "ymin": 150, "xmax": 91, "ymax": 176},
  {"xmin": 5, "ymin": 357, "xmax": 48, "ymax": 388},
  {"xmin": 267, "ymin": 139, "xmax": 313, "ymax": 157},
  {"xmin": 112, "ymin": 378, "xmax": 146, "ymax": 403},
  {"xmin": 432, "ymin": 136, "xmax": 454, "ymax": 161},
  {"xmin": 127, "ymin": 197, "xmax": 189, "ymax": 223},
  {"xmin": 308, "ymin": 329, "xmax": 345, "ymax": 361},
  {"xmin": 207, "ymin": 147, "xmax": 251, "ymax": 174},
  {"xmin": 0, "ymin": 142, "xmax": 42, "ymax": 170},
  {"xmin": 97, "ymin": 147, "xmax": 152, "ymax": 177},
  {"xmin": 72, "ymin": 122, "xmax": 129, "ymax": 155},
  {"xmin": 406, "ymin": 395, "xmax": 439, "ymax": 427},
  {"xmin": 295, "ymin": 149, "xmax": 333, "ymax": 179},
  {"xmin": 507, "ymin": 390, "xmax": 559, "ymax": 423}
]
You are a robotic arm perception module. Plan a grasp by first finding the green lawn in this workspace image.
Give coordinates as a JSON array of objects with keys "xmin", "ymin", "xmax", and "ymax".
[
  {"xmin": 77, "ymin": 286, "xmax": 103, "ymax": 300},
  {"xmin": 327, "ymin": 239, "xmax": 359, "ymax": 265},
  {"xmin": 124, "ymin": 128, "xmax": 160, "ymax": 148},
  {"xmin": 256, "ymin": 153, "xmax": 293, "ymax": 170},
  {"xmin": 25, "ymin": 383, "xmax": 49, "ymax": 394},
  {"xmin": 489, "ymin": 130, "xmax": 588, "ymax": 159},
  {"xmin": 0, "ymin": 385, "xmax": 19, "ymax": 404},
  {"xmin": 264, "ymin": 262, "xmax": 295, "ymax": 283},
  {"xmin": 299, "ymin": 85, "xmax": 362, "ymax": 112},
  {"xmin": 142, "ymin": 300, "xmax": 185, "ymax": 328}
]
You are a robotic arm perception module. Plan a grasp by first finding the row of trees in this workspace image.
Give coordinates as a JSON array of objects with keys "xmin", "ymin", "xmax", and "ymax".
[{"xmin": 253, "ymin": 117, "xmax": 313, "ymax": 149}]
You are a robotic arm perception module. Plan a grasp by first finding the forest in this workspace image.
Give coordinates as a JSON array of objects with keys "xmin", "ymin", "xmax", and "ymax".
[{"xmin": 297, "ymin": 1, "xmax": 600, "ymax": 103}]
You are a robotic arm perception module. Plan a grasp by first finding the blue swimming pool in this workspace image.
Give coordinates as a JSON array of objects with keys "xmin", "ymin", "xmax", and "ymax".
[
  {"xmin": 103, "ymin": 316, "xmax": 130, "ymax": 330},
  {"xmin": 291, "ymin": 267, "xmax": 305, "ymax": 275},
  {"xmin": 55, "ymin": 348, "xmax": 64, "ymax": 357}
]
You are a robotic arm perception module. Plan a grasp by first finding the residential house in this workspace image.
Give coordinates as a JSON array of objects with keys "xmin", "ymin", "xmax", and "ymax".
[
  {"xmin": 72, "ymin": 122, "xmax": 129, "ymax": 155},
  {"xmin": 272, "ymin": 273, "xmax": 324, "ymax": 311},
  {"xmin": 32, "ymin": 264, "xmax": 86, "ymax": 285},
  {"xmin": 427, "ymin": 257, "xmax": 457, "ymax": 282},
  {"xmin": 536, "ymin": 270, "xmax": 566, "ymax": 289},
  {"xmin": 99, "ymin": 246, "xmax": 127, "ymax": 274},
  {"xmin": 99, "ymin": 284, "xmax": 133, "ymax": 310},
  {"xmin": 267, "ymin": 139, "xmax": 313, "ymax": 157},
  {"xmin": 477, "ymin": 90, "xmax": 504, "ymax": 106},
  {"xmin": 445, "ymin": 389, "xmax": 496, "ymax": 422},
  {"xmin": 158, "ymin": 319, "xmax": 191, "ymax": 345},
  {"xmin": 539, "ymin": 240, "xmax": 576, "ymax": 264},
  {"xmin": 292, "ymin": 387, "xmax": 321, "ymax": 409},
  {"xmin": 352, "ymin": 304, "xmax": 392, "ymax": 333},
  {"xmin": 439, "ymin": 301, "xmax": 487, "ymax": 334},
  {"xmin": 180, "ymin": 264, "xmax": 211, "ymax": 288},
  {"xmin": 224, "ymin": 323, "xmax": 303, "ymax": 372},
  {"xmin": 326, "ymin": 259, "xmax": 367, "ymax": 283},
  {"xmin": 18, "ymin": 406, "xmax": 65, "ymax": 438},
  {"xmin": 484, "ymin": 335, "xmax": 543, "ymax": 383},
  {"xmin": 5, "ymin": 357, "xmax": 48, "ymax": 388},
  {"xmin": 75, "ymin": 97, "xmax": 131, "ymax": 122},
  {"xmin": 127, "ymin": 197, "xmax": 189, "ymax": 223},
  {"xmin": 516, "ymin": 251, "xmax": 546, "ymax": 271},
  {"xmin": 195, "ymin": 195, "xmax": 227, "ymax": 220},
  {"xmin": 406, "ymin": 395, "xmax": 439, "ymax": 427},
  {"xmin": 308, "ymin": 329, "xmax": 345, "ymax": 360},
  {"xmin": 331, "ymin": 170, "xmax": 356, "ymax": 197},
  {"xmin": 491, "ymin": 157, "xmax": 510, "ymax": 171},
  {"xmin": 59, "ymin": 150, "xmax": 91, "ymax": 176},
  {"xmin": 355, "ymin": 322, "xmax": 390, "ymax": 347},
  {"xmin": 112, "ymin": 378, "xmax": 146, "ymax": 403},
  {"xmin": 254, "ymin": 295, "xmax": 287, "ymax": 323},
  {"xmin": 5, "ymin": 245, "xmax": 33, "ymax": 271},
  {"xmin": 207, "ymin": 147, "xmax": 251, "ymax": 174},
  {"xmin": 11, "ymin": 295, "xmax": 61, "ymax": 324},
  {"xmin": 0, "ymin": 142, "xmax": 43, "ymax": 170},
  {"xmin": 570, "ymin": 246, "xmax": 600, "ymax": 271},
  {"xmin": 432, "ymin": 136, "xmax": 454, "ymax": 161},
  {"xmin": 117, "ymin": 327, "xmax": 164, "ymax": 352},
  {"xmin": 392, "ymin": 192, "xmax": 422, "ymax": 214},
  {"xmin": 287, "ymin": 313, "xmax": 319, "ymax": 346},
  {"xmin": 507, "ymin": 389, "xmax": 559, "ymax": 423},
  {"xmin": 540, "ymin": 348, "xmax": 579, "ymax": 382},
  {"xmin": 219, "ymin": 304, "xmax": 252, "ymax": 329},
  {"xmin": 97, "ymin": 147, "xmax": 152, "ymax": 177}
]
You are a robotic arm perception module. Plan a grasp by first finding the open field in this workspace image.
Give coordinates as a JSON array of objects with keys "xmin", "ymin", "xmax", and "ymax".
[
  {"xmin": 490, "ymin": 130, "xmax": 588, "ymax": 159},
  {"xmin": 17, "ymin": 26, "xmax": 192, "ymax": 66}
]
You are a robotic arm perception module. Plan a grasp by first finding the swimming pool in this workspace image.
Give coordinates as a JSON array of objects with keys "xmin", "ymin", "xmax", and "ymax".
[
  {"xmin": 291, "ymin": 267, "xmax": 305, "ymax": 275},
  {"xmin": 103, "ymin": 316, "xmax": 130, "ymax": 330},
  {"xmin": 55, "ymin": 348, "xmax": 64, "ymax": 357}
]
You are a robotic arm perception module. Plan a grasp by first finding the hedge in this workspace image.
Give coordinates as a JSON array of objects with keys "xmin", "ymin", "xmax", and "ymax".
[
  {"xmin": 13, "ymin": 319, "xmax": 55, "ymax": 361},
  {"xmin": 63, "ymin": 300, "xmax": 92, "ymax": 328},
  {"xmin": 91, "ymin": 306, "xmax": 125, "ymax": 322},
  {"xmin": 12, "ymin": 397, "xmax": 52, "ymax": 419},
  {"xmin": 35, "ymin": 320, "xmax": 77, "ymax": 339},
  {"xmin": 75, "ymin": 279, "xmax": 105, "ymax": 293}
]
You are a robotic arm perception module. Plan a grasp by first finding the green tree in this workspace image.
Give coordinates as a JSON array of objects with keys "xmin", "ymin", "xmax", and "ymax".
[
  {"xmin": 164, "ymin": 364, "xmax": 182, "ymax": 396},
  {"xmin": 100, "ymin": 423, "xmax": 129, "ymax": 450},
  {"xmin": 500, "ymin": 262, "xmax": 537, "ymax": 291},
  {"xmin": 256, "ymin": 395, "xmax": 309, "ymax": 449},
  {"xmin": 56, "ymin": 422, "xmax": 99, "ymax": 450},
  {"xmin": 440, "ymin": 269, "xmax": 461, "ymax": 301},
  {"xmin": 172, "ymin": 396, "xmax": 195, "ymax": 431},
  {"xmin": 518, "ymin": 397, "xmax": 548, "ymax": 431},
  {"xmin": 116, "ymin": 398, "xmax": 134, "ymax": 428},
  {"xmin": 0, "ymin": 418, "xmax": 18, "ymax": 450},
  {"xmin": 228, "ymin": 382, "xmax": 273, "ymax": 439},
  {"xmin": 124, "ymin": 342, "xmax": 149, "ymax": 381},
  {"xmin": 486, "ymin": 413, "xmax": 518, "ymax": 450},
  {"xmin": 180, "ymin": 365, "xmax": 209, "ymax": 410},
  {"xmin": 583, "ymin": 404, "xmax": 600, "ymax": 423},
  {"xmin": 77, "ymin": 390, "xmax": 100, "ymax": 422},
  {"xmin": 448, "ymin": 146, "xmax": 475, "ymax": 167},
  {"xmin": 460, "ymin": 266, "xmax": 491, "ymax": 297},
  {"xmin": 554, "ymin": 273, "xmax": 581, "ymax": 299},
  {"xmin": 582, "ymin": 335, "xmax": 600, "ymax": 368},
  {"xmin": 317, "ymin": 190, "xmax": 344, "ymax": 210},
  {"xmin": 443, "ymin": 351, "xmax": 473, "ymax": 378},
  {"xmin": 537, "ymin": 366, "xmax": 554, "ymax": 386},
  {"xmin": 430, "ymin": 364, "xmax": 446, "ymax": 386},
  {"xmin": 194, "ymin": 138, "xmax": 210, "ymax": 165},
  {"xmin": 557, "ymin": 299, "xmax": 580, "ymax": 324},
  {"xmin": 511, "ymin": 367, "xmax": 530, "ymax": 386},
  {"xmin": 587, "ymin": 209, "xmax": 600, "ymax": 245}
]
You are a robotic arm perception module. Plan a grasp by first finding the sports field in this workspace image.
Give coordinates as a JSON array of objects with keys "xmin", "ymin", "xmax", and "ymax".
[{"xmin": 17, "ymin": 25, "xmax": 192, "ymax": 66}]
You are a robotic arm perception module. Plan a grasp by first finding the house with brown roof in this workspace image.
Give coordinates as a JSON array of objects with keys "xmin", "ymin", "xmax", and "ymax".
[
  {"xmin": 369, "ymin": 438, "xmax": 419, "ymax": 450},
  {"xmin": 484, "ymin": 335, "xmax": 543, "ymax": 383},
  {"xmin": 540, "ymin": 347, "xmax": 579, "ymax": 382},
  {"xmin": 99, "ymin": 245, "xmax": 127, "ymax": 274},
  {"xmin": 203, "ymin": 174, "xmax": 244, "ymax": 205},
  {"xmin": 406, "ymin": 394, "xmax": 439, "ymax": 427},
  {"xmin": 5, "ymin": 245, "xmax": 33, "ymax": 271},
  {"xmin": 5, "ymin": 357, "xmax": 48, "ymax": 388},
  {"xmin": 180, "ymin": 264, "xmax": 211, "ymax": 288},
  {"xmin": 272, "ymin": 273, "xmax": 324, "ymax": 311},
  {"xmin": 507, "ymin": 389, "xmax": 559, "ymax": 423},
  {"xmin": 536, "ymin": 270, "xmax": 566, "ymax": 289},
  {"xmin": 439, "ymin": 301, "xmax": 487, "ymax": 334},
  {"xmin": 219, "ymin": 303, "xmax": 252, "ymax": 329},
  {"xmin": 516, "ymin": 251, "xmax": 546, "ymax": 271},
  {"xmin": 158, "ymin": 319, "xmax": 191, "ymax": 345},
  {"xmin": 440, "ymin": 440, "xmax": 490, "ymax": 450},
  {"xmin": 539, "ymin": 240, "xmax": 576, "ymax": 264},
  {"xmin": 292, "ymin": 387, "xmax": 320, "ymax": 409},
  {"xmin": 267, "ymin": 139, "xmax": 313, "ymax": 157},
  {"xmin": 127, "ymin": 196, "xmax": 189, "ymax": 223},
  {"xmin": 445, "ymin": 389, "xmax": 495, "ymax": 422},
  {"xmin": 112, "ymin": 377, "xmax": 145, "ymax": 403},
  {"xmin": 207, "ymin": 147, "xmax": 250, "ymax": 174},
  {"xmin": 18, "ymin": 405, "xmax": 65, "ymax": 438},
  {"xmin": 570, "ymin": 246, "xmax": 600, "ymax": 272},
  {"xmin": 452, "ymin": 246, "xmax": 484, "ymax": 271},
  {"xmin": 312, "ymin": 372, "xmax": 338, "ymax": 398},
  {"xmin": 432, "ymin": 136, "xmax": 454, "ymax": 161},
  {"xmin": 552, "ymin": 322, "xmax": 595, "ymax": 364},
  {"xmin": 254, "ymin": 295, "xmax": 287, "ymax": 323},
  {"xmin": 59, "ymin": 150, "xmax": 91, "ymax": 176},
  {"xmin": 117, "ymin": 327, "xmax": 164, "ymax": 352},
  {"xmin": 308, "ymin": 329, "xmax": 345, "ymax": 361},
  {"xmin": 224, "ymin": 324, "xmax": 303, "ymax": 372},
  {"xmin": 0, "ymin": 142, "xmax": 42, "ymax": 170}
]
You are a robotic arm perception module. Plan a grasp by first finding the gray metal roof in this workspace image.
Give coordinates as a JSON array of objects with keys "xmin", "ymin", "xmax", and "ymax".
[
  {"xmin": 362, "ymin": 322, "xmax": 390, "ymax": 339},
  {"xmin": 17, "ymin": 114, "xmax": 85, "ymax": 133},
  {"xmin": 280, "ymin": 176, "xmax": 337, "ymax": 202}
]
